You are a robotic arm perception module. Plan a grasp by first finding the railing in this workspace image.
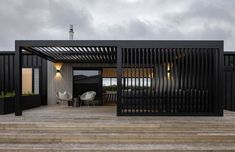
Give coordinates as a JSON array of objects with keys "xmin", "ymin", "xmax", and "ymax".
[{"xmin": 103, "ymin": 91, "xmax": 117, "ymax": 105}]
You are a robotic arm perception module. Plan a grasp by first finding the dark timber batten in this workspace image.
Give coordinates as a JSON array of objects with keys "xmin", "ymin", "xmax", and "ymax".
[
  {"xmin": 224, "ymin": 52, "xmax": 235, "ymax": 111},
  {"xmin": 14, "ymin": 40, "xmax": 224, "ymax": 116}
]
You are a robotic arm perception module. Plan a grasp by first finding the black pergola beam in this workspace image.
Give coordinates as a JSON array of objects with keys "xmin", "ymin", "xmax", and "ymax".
[
  {"xmin": 18, "ymin": 40, "xmax": 223, "ymax": 64},
  {"xmin": 15, "ymin": 40, "xmax": 223, "ymax": 48}
]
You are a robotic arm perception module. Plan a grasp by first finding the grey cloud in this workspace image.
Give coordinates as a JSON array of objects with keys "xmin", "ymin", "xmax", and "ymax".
[
  {"xmin": 0, "ymin": 0, "xmax": 234, "ymax": 51},
  {"xmin": 104, "ymin": 19, "xmax": 183, "ymax": 40}
]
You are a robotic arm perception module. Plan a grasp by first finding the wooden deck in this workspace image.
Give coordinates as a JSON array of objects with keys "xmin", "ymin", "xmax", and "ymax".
[{"xmin": 0, "ymin": 105, "xmax": 235, "ymax": 151}]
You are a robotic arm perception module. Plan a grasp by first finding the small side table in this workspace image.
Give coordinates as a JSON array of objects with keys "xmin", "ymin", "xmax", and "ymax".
[{"xmin": 73, "ymin": 97, "xmax": 81, "ymax": 107}]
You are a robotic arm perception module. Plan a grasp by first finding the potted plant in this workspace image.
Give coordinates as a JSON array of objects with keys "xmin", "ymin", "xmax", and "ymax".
[{"xmin": 0, "ymin": 92, "xmax": 15, "ymax": 114}]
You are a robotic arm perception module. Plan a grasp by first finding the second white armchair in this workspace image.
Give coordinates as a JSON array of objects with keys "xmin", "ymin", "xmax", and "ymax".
[{"xmin": 80, "ymin": 91, "xmax": 96, "ymax": 106}]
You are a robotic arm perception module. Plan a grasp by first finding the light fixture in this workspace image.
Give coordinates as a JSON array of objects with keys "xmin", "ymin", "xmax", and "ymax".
[
  {"xmin": 54, "ymin": 63, "xmax": 63, "ymax": 72},
  {"xmin": 54, "ymin": 63, "xmax": 63, "ymax": 80},
  {"xmin": 167, "ymin": 63, "xmax": 171, "ymax": 79}
]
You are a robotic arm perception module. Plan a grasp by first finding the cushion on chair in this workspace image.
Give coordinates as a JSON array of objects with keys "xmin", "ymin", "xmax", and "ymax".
[
  {"xmin": 85, "ymin": 93, "xmax": 92, "ymax": 100},
  {"xmin": 59, "ymin": 91, "xmax": 67, "ymax": 100},
  {"xmin": 58, "ymin": 91, "xmax": 62, "ymax": 97}
]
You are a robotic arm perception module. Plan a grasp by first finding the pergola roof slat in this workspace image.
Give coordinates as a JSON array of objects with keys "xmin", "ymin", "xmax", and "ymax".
[
  {"xmin": 82, "ymin": 47, "xmax": 94, "ymax": 61},
  {"xmin": 34, "ymin": 47, "xmax": 62, "ymax": 61},
  {"xmin": 68, "ymin": 47, "xmax": 80, "ymax": 61},
  {"xmin": 25, "ymin": 45, "xmax": 117, "ymax": 63}
]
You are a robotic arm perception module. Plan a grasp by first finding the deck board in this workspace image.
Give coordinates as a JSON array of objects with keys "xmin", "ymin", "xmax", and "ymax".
[{"xmin": 0, "ymin": 106, "xmax": 234, "ymax": 151}]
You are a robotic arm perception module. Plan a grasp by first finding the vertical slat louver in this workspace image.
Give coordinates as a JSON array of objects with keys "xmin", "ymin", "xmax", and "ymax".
[{"xmin": 119, "ymin": 47, "xmax": 221, "ymax": 115}]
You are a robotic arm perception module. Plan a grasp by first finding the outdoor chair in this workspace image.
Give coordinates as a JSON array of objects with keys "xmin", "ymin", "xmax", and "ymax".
[
  {"xmin": 56, "ymin": 91, "xmax": 73, "ymax": 105},
  {"xmin": 80, "ymin": 91, "xmax": 96, "ymax": 107}
]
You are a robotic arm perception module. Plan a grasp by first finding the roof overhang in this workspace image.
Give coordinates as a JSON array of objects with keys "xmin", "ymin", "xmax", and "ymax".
[{"xmin": 16, "ymin": 40, "xmax": 224, "ymax": 63}]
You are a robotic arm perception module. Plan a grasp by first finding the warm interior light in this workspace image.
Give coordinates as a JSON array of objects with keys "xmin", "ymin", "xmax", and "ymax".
[
  {"xmin": 148, "ymin": 72, "xmax": 154, "ymax": 78},
  {"xmin": 22, "ymin": 68, "xmax": 32, "ymax": 94}
]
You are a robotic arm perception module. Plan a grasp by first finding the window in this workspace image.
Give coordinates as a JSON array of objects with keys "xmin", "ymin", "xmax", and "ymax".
[
  {"xmin": 73, "ymin": 70, "xmax": 99, "ymax": 77},
  {"xmin": 102, "ymin": 78, "xmax": 117, "ymax": 86},
  {"xmin": 22, "ymin": 68, "xmax": 40, "ymax": 94},
  {"xmin": 22, "ymin": 68, "xmax": 32, "ymax": 94},
  {"xmin": 34, "ymin": 68, "xmax": 39, "ymax": 94}
]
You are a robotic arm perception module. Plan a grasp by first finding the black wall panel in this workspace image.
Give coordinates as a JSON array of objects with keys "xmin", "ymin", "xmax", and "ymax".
[
  {"xmin": 0, "ymin": 52, "xmax": 47, "ymax": 105},
  {"xmin": 224, "ymin": 52, "xmax": 235, "ymax": 111}
]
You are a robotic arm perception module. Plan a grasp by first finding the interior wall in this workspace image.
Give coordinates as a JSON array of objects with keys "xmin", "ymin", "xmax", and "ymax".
[
  {"xmin": 47, "ymin": 63, "xmax": 116, "ymax": 105},
  {"xmin": 47, "ymin": 62, "xmax": 73, "ymax": 105}
]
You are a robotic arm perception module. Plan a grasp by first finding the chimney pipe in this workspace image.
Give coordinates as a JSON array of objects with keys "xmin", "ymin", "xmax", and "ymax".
[{"xmin": 69, "ymin": 25, "xmax": 74, "ymax": 40}]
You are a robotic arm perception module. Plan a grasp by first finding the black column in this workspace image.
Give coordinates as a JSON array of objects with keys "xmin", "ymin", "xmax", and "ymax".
[
  {"xmin": 218, "ymin": 42, "xmax": 224, "ymax": 116},
  {"xmin": 116, "ymin": 46, "xmax": 122, "ymax": 116},
  {"xmin": 14, "ymin": 43, "xmax": 22, "ymax": 116},
  {"xmin": 41, "ymin": 58, "xmax": 48, "ymax": 105}
]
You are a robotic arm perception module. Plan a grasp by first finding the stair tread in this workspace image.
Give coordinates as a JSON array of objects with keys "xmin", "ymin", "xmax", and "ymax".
[{"xmin": 0, "ymin": 143, "xmax": 234, "ymax": 150}]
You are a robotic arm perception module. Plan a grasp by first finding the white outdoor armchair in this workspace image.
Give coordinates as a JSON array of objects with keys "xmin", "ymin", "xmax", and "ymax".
[
  {"xmin": 56, "ymin": 91, "xmax": 73, "ymax": 105},
  {"xmin": 80, "ymin": 91, "xmax": 96, "ymax": 106}
]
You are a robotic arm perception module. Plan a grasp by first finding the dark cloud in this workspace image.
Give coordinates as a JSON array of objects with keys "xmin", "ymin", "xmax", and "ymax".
[{"xmin": 0, "ymin": 0, "xmax": 234, "ymax": 51}]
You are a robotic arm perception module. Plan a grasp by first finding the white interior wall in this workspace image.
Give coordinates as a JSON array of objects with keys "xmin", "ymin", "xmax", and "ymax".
[
  {"xmin": 47, "ymin": 61, "xmax": 73, "ymax": 105},
  {"xmin": 47, "ymin": 62, "xmax": 116, "ymax": 105}
]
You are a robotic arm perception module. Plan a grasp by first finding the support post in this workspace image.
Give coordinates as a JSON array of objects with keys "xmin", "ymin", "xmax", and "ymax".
[
  {"xmin": 14, "ymin": 42, "xmax": 22, "ymax": 116},
  {"xmin": 116, "ymin": 46, "xmax": 122, "ymax": 116},
  {"xmin": 218, "ymin": 41, "xmax": 224, "ymax": 116}
]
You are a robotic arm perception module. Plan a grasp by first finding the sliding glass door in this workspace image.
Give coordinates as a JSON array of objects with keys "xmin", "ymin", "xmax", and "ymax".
[{"xmin": 73, "ymin": 69, "xmax": 102, "ymax": 105}]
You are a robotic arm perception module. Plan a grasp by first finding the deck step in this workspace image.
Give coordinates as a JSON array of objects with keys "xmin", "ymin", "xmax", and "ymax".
[
  {"xmin": 0, "ymin": 132, "xmax": 234, "ymax": 144},
  {"xmin": 0, "ymin": 122, "xmax": 235, "ymax": 132},
  {"xmin": 0, "ymin": 143, "xmax": 234, "ymax": 152}
]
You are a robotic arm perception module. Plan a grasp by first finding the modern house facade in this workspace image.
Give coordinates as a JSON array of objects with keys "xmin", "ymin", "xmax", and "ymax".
[{"xmin": 0, "ymin": 40, "xmax": 228, "ymax": 116}]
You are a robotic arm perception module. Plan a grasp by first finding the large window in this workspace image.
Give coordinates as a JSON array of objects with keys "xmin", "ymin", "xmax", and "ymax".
[
  {"xmin": 102, "ymin": 68, "xmax": 117, "ymax": 92},
  {"xmin": 73, "ymin": 70, "xmax": 99, "ymax": 77},
  {"xmin": 22, "ymin": 68, "xmax": 39, "ymax": 95},
  {"xmin": 102, "ymin": 78, "xmax": 117, "ymax": 86}
]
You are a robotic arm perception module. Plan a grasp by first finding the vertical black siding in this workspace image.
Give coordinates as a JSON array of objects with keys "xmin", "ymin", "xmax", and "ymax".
[
  {"xmin": 119, "ymin": 47, "xmax": 222, "ymax": 116},
  {"xmin": 224, "ymin": 52, "xmax": 235, "ymax": 111},
  {"xmin": 0, "ymin": 52, "xmax": 47, "ymax": 105}
]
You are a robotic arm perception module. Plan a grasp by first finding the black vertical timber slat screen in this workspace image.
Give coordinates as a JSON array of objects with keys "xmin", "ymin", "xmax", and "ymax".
[
  {"xmin": 224, "ymin": 52, "xmax": 235, "ymax": 111},
  {"xmin": 119, "ymin": 47, "xmax": 222, "ymax": 116}
]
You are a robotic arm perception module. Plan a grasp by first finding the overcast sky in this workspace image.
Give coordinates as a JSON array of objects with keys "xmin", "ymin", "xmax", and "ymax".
[{"xmin": 0, "ymin": 0, "xmax": 234, "ymax": 51}]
